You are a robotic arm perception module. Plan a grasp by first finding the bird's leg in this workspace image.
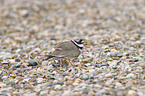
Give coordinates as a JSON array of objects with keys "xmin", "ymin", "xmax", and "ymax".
[
  {"xmin": 67, "ymin": 59, "xmax": 74, "ymax": 67},
  {"xmin": 60, "ymin": 59, "xmax": 70, "ymax": 66},
  {"xmin": 60, "ymin": 59, "xmax": 63, "ymax": 65},
  {"xmin": 60, "ymin": 59, "xmax": 64, "ymax": 69}
]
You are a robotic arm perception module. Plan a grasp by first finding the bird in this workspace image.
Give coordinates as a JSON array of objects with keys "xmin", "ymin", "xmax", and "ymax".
[{"xmin": 45, "ymin": 39, "xmax": 86, "ymax": 60}]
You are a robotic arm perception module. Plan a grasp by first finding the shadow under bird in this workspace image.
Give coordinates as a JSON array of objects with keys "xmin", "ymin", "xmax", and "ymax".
[{"xmin": 45, "ymin": 39, "xmax": 86, "ymax": 60}]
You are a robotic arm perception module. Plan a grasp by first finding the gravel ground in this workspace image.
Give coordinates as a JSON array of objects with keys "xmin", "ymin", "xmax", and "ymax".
[{"xmin": 0, "ymin": 0, "xmax": 145, "ymax": 96}]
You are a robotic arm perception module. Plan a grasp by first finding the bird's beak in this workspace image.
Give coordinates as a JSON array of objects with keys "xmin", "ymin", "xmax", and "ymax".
[{"xmin": 83, "ymin": 42, "xmax": 87, "ymax": 45}]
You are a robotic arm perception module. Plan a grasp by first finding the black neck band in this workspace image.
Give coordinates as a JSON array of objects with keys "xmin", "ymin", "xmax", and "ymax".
[{"xmin": 71, "ymin": 40, "xmax": 83, "ymax": 49}]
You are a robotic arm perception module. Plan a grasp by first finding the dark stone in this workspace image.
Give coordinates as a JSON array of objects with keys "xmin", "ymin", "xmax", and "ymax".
[
  {"xmin": 134, "ymin": 59, "xmax": 139, "ymax": 62},
  {"xmin": 46, "ymin": 83, "xmax": 53, "ymax": 87},
  {"xmin": 28, "ymin": 60, "xmax": 38, "ymax": 66},
  {"xmin": 15, "ymin": 58, "xmax": 21, "ymax": 62},
  {"xmin": 56, "ymin": 82, "xmax": 64, "ymax": 85},
  {"xmin": 117, "ymin": 54, "xmax": 123, "ymax": 58},
  {"xmin": 95, "ymin": 63, "xmax": 109, "ymax": 67},
  {"xmin": 112, "ymin": 66, "xmax": 118, "ymax": 69}
]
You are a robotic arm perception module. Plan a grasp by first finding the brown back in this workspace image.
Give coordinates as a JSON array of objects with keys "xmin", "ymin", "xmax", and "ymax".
[{"xmin": 50, "ymin": 41, "xmax": 80, "ymax": 58}]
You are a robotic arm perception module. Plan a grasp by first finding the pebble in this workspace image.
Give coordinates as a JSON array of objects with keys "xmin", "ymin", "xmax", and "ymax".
[
  {"xmin": 49, "ymin": 90, "xmax": 57, "ymax": 95},
  {"xmin": 39, "ymin": 90, "xmax": 48, "ymax": 95},
  {"xmin": 15, "ymin": 58, "xmax": 21, "ymax": 62},
  {"xmin": 28, "ymin": 60, "xmax": 38, "ymax": 66},
  {"xmin": 0, "ymin": 52, "xmax": 12, "ymax": 58},
  {"xmin": 126, "ymin": 73, "xmax": 135, "ymax": 78},
  {"xmin": 54, "ymin": 85, "xmax": 61, "ymax": 90},
  {"xmin": 62, "ymin": 89, "xmax": 71, "ymax": 96},
  {"xmin": 36, "ymin": 78, "xmax": 44, "ymax": 83},
  {"xmin": 42, "ymin": 61, "xmax": 48, "ymax": 66},
  {"xmin": 105, "ymin": 73, "xmax": 112, "ymax": 77},
  {"xmin": 19, "ymin": 10, "xmax": 29, "ymax": 17},
  {"xmin": 9, "ymin": 59, "xmax": 16, "ymax": 64},
  {"xmin": 23, "ymin": 78, "xmax": 31, "ymax": 82},
  {"xmin": 5, "ymin": 81, "xmax": 15, "ymax": 85},
  {"xmin": 0, "ymin": 83, "xmax": 6, "ymax": 87},
  {"xmin": 82, "ymin": 57, "xmax": 92, "ymax": 63},
  {"xmin": 128, "ymin": 90, "xmax": 136, "ymax": 95},
  {"xmin": 46, "ymin": 83, "xmax": 53, "ymax": 87},
  {"xmin": 109, "ymin": 60, "xmax": 118, "ymax": 67},
  {"xmin": 1, "ymin": 60, "xmax": 9, "ymax": 64},
  {"xmin": 105, "ymin": 79, "xmax": 114, "ymax": 86},
  {"xmin": 23, "ymin": 93, "xmax": 37, "ymax": 96},
  {"xmin": 1, "ymin": 90, "xmax": 10, "ymax": 95},
  {"xmin": 115, "ymin": 82, "xmax": 123, "ymax": 87}
]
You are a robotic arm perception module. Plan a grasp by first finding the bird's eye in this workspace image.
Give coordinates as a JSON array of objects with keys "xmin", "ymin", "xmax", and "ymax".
[{"xmin": 79, "ymin": 39, "xmax": 83, "ymax": 42}]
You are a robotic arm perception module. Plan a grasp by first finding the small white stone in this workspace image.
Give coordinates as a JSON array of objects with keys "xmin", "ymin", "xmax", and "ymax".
[
  {"xmin": 111, "ymin": 49, "xmax": 117, "ymax": 52},
  {"xmin": 110, "ymin": 60, "xmax": 118, "ymax": 67},
  {"xmin": 128, "ymin": 90, "xmax": 136, "ymax": 95},
  {"xmin": 105, "ymin": 73, "xmax": 112, "ymax": 77},
  {"xmin": 40, "ymin": 90, "xmax": 48, "ymax": 95},
  {"xmin": 0, "ymin": 83, "xmax": 6, "ymax": 88},
  {"xmin": 42, "ymin": 61, "xmax": 48, "ymax": 66},
  {"xmin": 2, "ymin": 76, "xmax": 8, "ymax": 80},
  {"xmin": 23, "ymin": 78, "xmax": 30, "ymax": 82},
  {"xmin": 19, "ymin": 10, "xmax": 28, "ymax": 16},
  {"xmin": 33, "ymin": 48, "xmax": 41, "ymax": 52},
  {"xmin": 9, "ymin": 59, "xmax": 16, "ymax": 64},
  {"xmin": 115, "ymin": 82, "xmax": 123, "ymax": 87},
  {"xmin": 126, "ymin": 73, "xmax": 135, "ymax": 78},
  {"xmin": 62, "ymin": 89, "xmax": 71, "ymax": 96},
  {"xmin": 34, "ymin": 84, "xmax": 41, "ymax": 92},
  {"xmin": 54, "ymin": 85, "xmax": 61, "ymax": 89},
  {"xmin": 37, "ymin": 78, "xmax": 43, "ymax": 83},
  {"xmin": 105, "ymin": 79, "xmax": 114, "ymax": 86},
  {"xmin": 73, "ymin": 82, "xmax": 79, "ymax": 86}
]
